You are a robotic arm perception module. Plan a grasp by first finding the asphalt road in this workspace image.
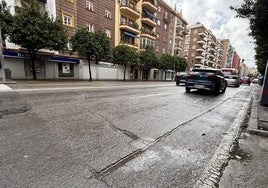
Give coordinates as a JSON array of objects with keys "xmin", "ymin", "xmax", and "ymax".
[{"xmin": 0, "ymin": 81, "xmax": 253, "ymax": 187}]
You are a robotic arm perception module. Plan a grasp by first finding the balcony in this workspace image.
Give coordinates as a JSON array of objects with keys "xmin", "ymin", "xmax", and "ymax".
[
  {"xmin": 196, "ymin": 48, "xmax": 205, "ymax": 52},
  {"xmin": 175, "ymin": 34, "xmax": 183, "ymax": 40},
  {"xmin": 140, "ymin": 28, "xmax": 156, "ymax": 39},
  {"xmin": 120, "ymin": 3, "xmax": 140, "ymax": 18},
  {"xmin": 177, "ymin": 24, "xmax": 184, "ymax": 30},
  {"xmin": 195, "ymin": 56, "xmax": 203, "ymax": 59},
  {"xmin": 120, "ymin": 22, "xmax": 140, "ymax": 34},
  {"xmin": 142, "ymin": 0, "xmax": 157, "ymax": 12},
  {"xmin": 163, "ymin": 15, "xmax": 171, "ymax": 23},
  {"xmin": 119, "ymin": 42, "xmax": 139, "ymax": 50},
  {"xmin": 197, "ymin": 39, "xmax": 206, "ymax": 45},
  {"xmin": 141, "ymin": 16, "xmax": 156, "ymax": 27},
  {"xmin": 198, "ymin": 32, "xmax": 206, "ymax": 36},
  {"xmin": 174, "ymin": 44, "xmax": 183, "ymax": 50}
]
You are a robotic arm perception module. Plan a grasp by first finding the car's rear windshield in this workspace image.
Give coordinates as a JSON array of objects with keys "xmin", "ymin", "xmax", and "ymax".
[
  {"xmin": 225, "ymin": 75, "xmax": 238, "ymax": 79},
  {"xmin": 192, "ymin": 69, "xmax": 217, "ymax": 73}
]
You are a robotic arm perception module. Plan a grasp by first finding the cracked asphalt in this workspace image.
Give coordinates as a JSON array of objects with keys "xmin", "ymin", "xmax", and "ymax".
[{"xmin": 0, "ymin": 81, "xmax": 253, "ymax": 187}]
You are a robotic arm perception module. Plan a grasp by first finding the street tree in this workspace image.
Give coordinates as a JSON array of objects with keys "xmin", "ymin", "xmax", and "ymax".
[
  {"xmin": 174, "ymin": 56, "xmax": 187, "ymax": 72},
  {"xmin": 231, "ymin": 0, "xmax": 268, "ymax": 74},
  {"xmin": 112, "ymin": 45, "xmax": 138, "ymax": 80},
  {"xmin": 158, "ymin": 54, "xmax": 173, "ymax": 80},
  {"xmin": 9, "ymin": 0, "xmax": 67, "ymax": 80},
  {"xmin": 0, "ymin": 0, "xmax": 13, "ymax": 40},
  {"xmin": 94, "ymin": 30, "xmax": 111, "ymax": 64},
  {"xmin": 71, "ymin": 28, "xmax": 111, "ymax": 80},
  {"xmin": 139, "ymin": 45, "xmax": 159, "ymax": 80}
]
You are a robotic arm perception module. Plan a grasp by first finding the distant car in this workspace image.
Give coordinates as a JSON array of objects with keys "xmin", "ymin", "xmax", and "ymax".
[
  {"xmin": 175, "ymin": 71, "xmax": 188, "ymax": 85},
  {"xmin": 185, "ymin": 68, "xmax": 227, "ymax": 95},
  {"xmin": 224, "ymin": 75, "xmax": 240, "ymax": 87},
  {"xmin": 240, "ymin": 77, "xmax": 251, "ymax": 85},
  {"xmin": 252, "ymin": 78, "xmax": 258, "ymax": 84}
]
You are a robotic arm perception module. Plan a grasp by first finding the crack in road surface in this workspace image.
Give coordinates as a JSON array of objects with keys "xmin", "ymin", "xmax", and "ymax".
[{"xmin": 85, "ymin": 97, "xmax": 233, "ymax": 181}]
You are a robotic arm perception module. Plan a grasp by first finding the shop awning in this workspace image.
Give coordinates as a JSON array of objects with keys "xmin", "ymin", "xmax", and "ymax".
[
  {"xmin": 124, "ymin": 32, "xmax": 138, "ymax": 38},
  {"xmin": 50, "ymin": 56, "xmax": 80, "ymax": 64},
  {"xmin": 144, "ymin": 9, "xmax": 157, "ymax": 20}
]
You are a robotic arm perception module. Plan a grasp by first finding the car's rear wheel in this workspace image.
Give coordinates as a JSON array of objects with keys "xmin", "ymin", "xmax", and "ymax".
[
  {"xmin": 185, "ymin": 87, "xmax": 191, "ymax": 93},
  {"xmin": 221, "ymin": 85, "xmax": 227, "ymax": 93}
]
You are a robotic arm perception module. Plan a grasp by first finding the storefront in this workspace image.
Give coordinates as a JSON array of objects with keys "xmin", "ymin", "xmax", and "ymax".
[{"xmin": 2, "ymin": 50, "xmax": 80, "ymax": 79}]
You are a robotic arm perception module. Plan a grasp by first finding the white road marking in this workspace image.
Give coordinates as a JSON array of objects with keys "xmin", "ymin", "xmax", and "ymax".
[{"xmin": 0, "ymin": 84, "xmax": 13, "ymax": 92}]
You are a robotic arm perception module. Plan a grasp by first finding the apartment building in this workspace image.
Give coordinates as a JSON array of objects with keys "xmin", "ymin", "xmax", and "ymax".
[
  {"xmin": 221, "ymin": 39, "xmax": 235, "ymax": 68},
  {"xmin": 2, "ymin": 0, "xmax": 188, "ymax": 80},
  {"xmin": 232, "ymin": 51, "xmax": 241, "ymax": 71},
  {"xmin": 172, "ymin": 11, "xmax": 187, "ymax": 57},
  {"xmin": 155, "ymin": 0, "xmax": 174, "ymax": 55},
  {"xmin": 184, "ymin": 23, "xmax": 223, "ymax": 70}
]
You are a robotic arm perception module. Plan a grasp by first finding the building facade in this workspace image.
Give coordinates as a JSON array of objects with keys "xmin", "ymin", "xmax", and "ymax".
[
  {"xmin": 1, "ymin": 0, "xmax": 188, "ymax": 80},
  {"xmin": 184, "ymin": 23, "xmax": 223, "ymax": 70},
  {"xmin": 221, "ymin": 39, "xmax": 235, "ymax": 68}
]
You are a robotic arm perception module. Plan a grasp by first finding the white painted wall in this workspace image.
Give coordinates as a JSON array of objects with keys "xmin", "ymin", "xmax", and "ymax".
[{"xmin": 80, "ymin": 60, "xmax": 130, "ymax": 80}]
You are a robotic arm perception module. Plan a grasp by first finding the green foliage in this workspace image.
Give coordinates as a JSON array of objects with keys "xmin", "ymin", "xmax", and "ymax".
[
  {"xmin": 94, "ymin": 30, "xmax": 111, "ymax": 63},
  {"xmin": 158, "ymin": 54, "xmax": 187, "ymax": 72},
  {"xmin": 0, "ymin": 0, "xmax": 13, "ymax": 40},
  {"xmin": 70, "ymin": 27, "xmax": 96, "ymax": 59},
  {"xmin": 9, "ymin": 0, "xmax": 68, "ymax": 80},
  {"xmin": 139, "ymin": 46, "xmax": 159, "ymax": 69},
  {"xmin": 10, "ymin": 0, "xmax": 67, "ymax": 52},
  {"xmin": 159, "ymin": 54, "xmax": 173, "ymax": 70},
  {"xmin": 112, "ymin": 45, "xmax": 138, "ymax": 66},
  {"xmin": 112, "ymin": 45, "xmax": 138, "ymax": 80},
  {"xmin": 231, "ymin": 0, "xmax": 268, "ymax": 74}
]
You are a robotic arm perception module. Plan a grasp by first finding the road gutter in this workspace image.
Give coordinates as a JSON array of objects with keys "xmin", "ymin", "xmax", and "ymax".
[{"xmin": 194, "ymin": 96, "xmax": 251, "ymax": 187}]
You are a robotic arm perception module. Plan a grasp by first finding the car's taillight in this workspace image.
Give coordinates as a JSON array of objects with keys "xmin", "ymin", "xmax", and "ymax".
[
  {"xmin": 187, "ymin": 73, "xmax": 194, "ymax": 78},
  {"xmin": 208, "ymin": 73, "xmax": 217, "ymax": 78}
]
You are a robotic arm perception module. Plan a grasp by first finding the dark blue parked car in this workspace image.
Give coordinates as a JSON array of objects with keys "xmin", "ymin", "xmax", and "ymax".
[{"xmin": 185, "ymin": 68, "xmax": 227, "ymax": 95}]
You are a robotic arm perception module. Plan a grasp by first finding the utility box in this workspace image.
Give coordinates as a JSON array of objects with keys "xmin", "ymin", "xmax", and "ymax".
[{"xmin": 5, "ymin": 68, "xmax": 11, "ymax": 80}]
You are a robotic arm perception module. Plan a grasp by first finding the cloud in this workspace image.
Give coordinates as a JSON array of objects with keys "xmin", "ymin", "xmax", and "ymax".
[{"xmin": 164, "ymin": 0, "xmax": 256, "ymax": 67}]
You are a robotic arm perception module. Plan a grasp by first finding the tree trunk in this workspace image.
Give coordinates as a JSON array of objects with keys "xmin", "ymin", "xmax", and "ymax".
[
  {"xmin": 123, "ymin": 64, "xmax": 127, "ymax": 81},
  {"xmin": 29, "ymin": 51, "xmax": 37, "ymax": 80},
  {"xmin": 88, "ymin": 58, "xmax": 92, "ymax": 81}
]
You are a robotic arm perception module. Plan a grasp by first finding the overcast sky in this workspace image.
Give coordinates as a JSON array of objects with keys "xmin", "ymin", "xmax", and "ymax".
[{"xmin": 165, "ymin": 0, "xmax": 256, "ymax": 68}]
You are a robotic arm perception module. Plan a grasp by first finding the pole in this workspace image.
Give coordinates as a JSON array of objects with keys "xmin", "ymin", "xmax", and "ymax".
[{"xmin": 0, "ymin": 26, "xmax": 6, "ymax": 82}]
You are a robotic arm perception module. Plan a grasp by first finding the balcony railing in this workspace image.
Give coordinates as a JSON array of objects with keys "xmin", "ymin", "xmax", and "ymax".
[
  {"xmin": 140, "ymin": 27, "xmax": 156, "ymax": 37},
  {"xmin": 120, "ymin": 21, "xmax": 139, "ymax": 30},
  {"xmin": 120, "ymin": 3, "xmax": 140, "ymax": 14}
]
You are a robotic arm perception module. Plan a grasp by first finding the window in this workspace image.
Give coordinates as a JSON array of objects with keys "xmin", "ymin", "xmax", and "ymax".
[
  {"xmin": 87, "ymin": 22, "xmax": 94, "ymax": 32},
  {"xmin": 157, "ymin": 20, "xmax": 161, "ymax": 26},
  {"xmin": 86, "ymin": 0, "xmax": 94, "ymax": 11},
  {"xmin": 169, "ymin": 39, "xmax": 172, "ymax": 45},
  {"xmin": 162, "ymin": 48, "xmax": 166, "ymax": 54},
  {"xmin": 105, "ymin": 9, "xmax": 111, "ymax": 19},
  {"xmin": 120, "ymin": 16, "xmax": 126, "ymax": 25},
  {"xmin": 164, "ymin": 11, "xmax": 168, "ymax": 19},
  {"xmin": 121, "ymin": 0, "xmax": 126, "ymax": 6},
  {"xmin": 164, "ymin": 24, "xmax": 167, "ymax": 30},
  {"xmin": 158, "ymin": 6, "xmax": 161, "ymax": 13},
  {"xmin": 163, "ymin": 36, "xmax": 167, "ymax": 42},
  {"xmin": 106, "ymin": 29, "xmax": 111, "ymax": 38},
  {"xmin": 156, "ymin": 33, "xmax": 160, "ymax": 39},
  {"xmin": 156, "ymin": 46, "xmax": 159, "ymax": 52},
  {"xmin": 62, "ymin": 12, "xmax": 74, "ymax": 27}
]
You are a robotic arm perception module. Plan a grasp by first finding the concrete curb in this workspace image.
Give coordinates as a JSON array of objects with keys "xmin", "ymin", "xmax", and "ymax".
[{"xmin": 248, "ymin": 85, "xmax": 268, "ymax": 137}]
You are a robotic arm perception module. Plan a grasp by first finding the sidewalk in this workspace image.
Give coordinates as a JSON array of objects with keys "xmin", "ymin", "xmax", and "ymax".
[{"xmin": 219, "ymin": 84, "xmax": 268, "ymax": 187}]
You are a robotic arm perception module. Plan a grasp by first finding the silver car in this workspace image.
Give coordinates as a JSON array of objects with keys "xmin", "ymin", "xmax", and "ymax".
[{"xmin": 224, "ymin": 75, "xmax": 240, "ymax": 87}]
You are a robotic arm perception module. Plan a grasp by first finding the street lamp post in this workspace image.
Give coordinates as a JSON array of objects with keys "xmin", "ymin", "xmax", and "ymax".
[{"xmin": 0, "ymin": 26, "xmax": 6, "ymax": 82}]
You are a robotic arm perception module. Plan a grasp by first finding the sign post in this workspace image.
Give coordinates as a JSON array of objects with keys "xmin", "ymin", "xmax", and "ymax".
[{"xmin": 260, "ymin": 60, "xmax": 268, "ymax": 106}]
